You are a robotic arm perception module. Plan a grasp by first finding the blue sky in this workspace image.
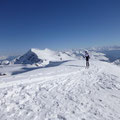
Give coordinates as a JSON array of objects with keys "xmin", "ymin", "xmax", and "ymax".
[{"xmin": 0, "ymin": 0, "xmax": 120, "ymax": 55}]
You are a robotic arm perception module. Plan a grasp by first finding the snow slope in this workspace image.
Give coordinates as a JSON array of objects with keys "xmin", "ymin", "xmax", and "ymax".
[
  {"xmin": 114, "ymin": 59, "xmax": 120, "ymax": 66},
  {"xmin": 0, "ymin": 59, "xmax": 120, "ymax": 120}
]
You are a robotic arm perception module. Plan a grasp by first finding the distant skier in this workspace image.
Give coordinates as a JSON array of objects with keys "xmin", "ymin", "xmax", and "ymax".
[{"xmin": 84, "ymin": 51, "xmax": 90, "ymax": 68}]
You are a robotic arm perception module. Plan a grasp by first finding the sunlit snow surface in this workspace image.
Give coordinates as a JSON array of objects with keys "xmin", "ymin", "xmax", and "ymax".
[{"xmin": 0, "ymin": 60, "xmax": 120, "ymax": 120}]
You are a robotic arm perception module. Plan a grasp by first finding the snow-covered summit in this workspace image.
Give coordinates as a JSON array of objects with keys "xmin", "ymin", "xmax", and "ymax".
[
  {"xmin": 14, "ymin": 48, "xmax": 76, "ymax": 65},
  {"xmin": 15, "ymin": 48, "xmax": 42, "ymax": 64},
  {"xmin": 30, "ymin": 48, "xmax": 61, "ymax": 61}
]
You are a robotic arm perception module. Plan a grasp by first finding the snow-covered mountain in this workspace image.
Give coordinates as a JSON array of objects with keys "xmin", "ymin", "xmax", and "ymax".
[
  {"xmin": 0, "ymin": 56, "xmax": 17, "ymax": 65},
  {"xmin": 14, "ymin": 48, "xmax": 76, "ymax": 66},
  {"xmin": 63, "ymin": 49, "xmax": 109, "ymax": 62},
  {"xmin": 1, "ymin": 46, "xmax": 120, "ymax": 66},
  {"xmin": 0, "ymin": 47, "xmax": 120, "ymax": 119},
  {"xmin": 14, "ymin": 48, "xmax": 109, "ymax": 66},
  {"xmin": 0, "ymin": 48, "xmax": 109, "ymax": 76},
  {"xmin": 88, "ymin": 46, "xmax": 120, "ymax": 62}
]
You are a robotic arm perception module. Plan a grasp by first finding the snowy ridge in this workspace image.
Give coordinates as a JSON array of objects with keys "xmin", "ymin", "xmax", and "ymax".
[
  {"xmin": 30, "ymin": 48, "xmax": 61, "ymax": 61},
  {"xmin": 114, "ymin": 59, "xmax": 120, "ymax": 66},
  {"xmin": 0, "ymin": 60, "xmax": 120, "ymax": 120},
  {"xmin": 0, "ymin": 56, "xmax": 16, "ymax": 65},
  {"xmin": 64, "ymin": 49, "xmax": 109, "ymax": 61},
  {"xmin": 14, "ymin": 48, "xmax": 109, "ymax": 66},
  {"xmin": 14, "ymin": 48, "xmax": 75, "ymax": 66},
  {"xmin": 1, "ymin": 46, "xmax": 120, "ymax": 65}
]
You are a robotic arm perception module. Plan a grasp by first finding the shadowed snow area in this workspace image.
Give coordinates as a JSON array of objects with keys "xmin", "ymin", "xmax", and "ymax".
[
  {"xmin": 12, "ymin": 61, "xmax": 69, "ymax": 75},
  {"xmin": 0, "ymin": 60, "xmax": 120, "ymax": 120},
  {"xmin": 114, "ymin": 59, "xmax": 120, "ymax": 66}
]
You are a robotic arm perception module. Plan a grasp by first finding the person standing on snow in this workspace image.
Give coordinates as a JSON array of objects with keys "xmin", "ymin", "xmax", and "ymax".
[{"xmin": 84, "ymin": 51, "xmax": 90, "ymax": 68}]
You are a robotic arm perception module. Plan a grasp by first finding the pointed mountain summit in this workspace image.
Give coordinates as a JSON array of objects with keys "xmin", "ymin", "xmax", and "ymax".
[{"xmin": 14, "ymin": 48, "xmax": 75, "ymax": 65}]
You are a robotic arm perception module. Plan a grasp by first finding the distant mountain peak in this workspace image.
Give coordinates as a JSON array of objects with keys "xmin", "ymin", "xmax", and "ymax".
[{"xmin": 14, "ymin": 48, "xmax": 75, "ymax": 65}]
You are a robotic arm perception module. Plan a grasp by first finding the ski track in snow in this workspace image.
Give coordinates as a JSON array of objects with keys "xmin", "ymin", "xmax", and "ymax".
[{"xmin": 0, "ymin": 60, "xmax": 120, "ymax": 120}]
